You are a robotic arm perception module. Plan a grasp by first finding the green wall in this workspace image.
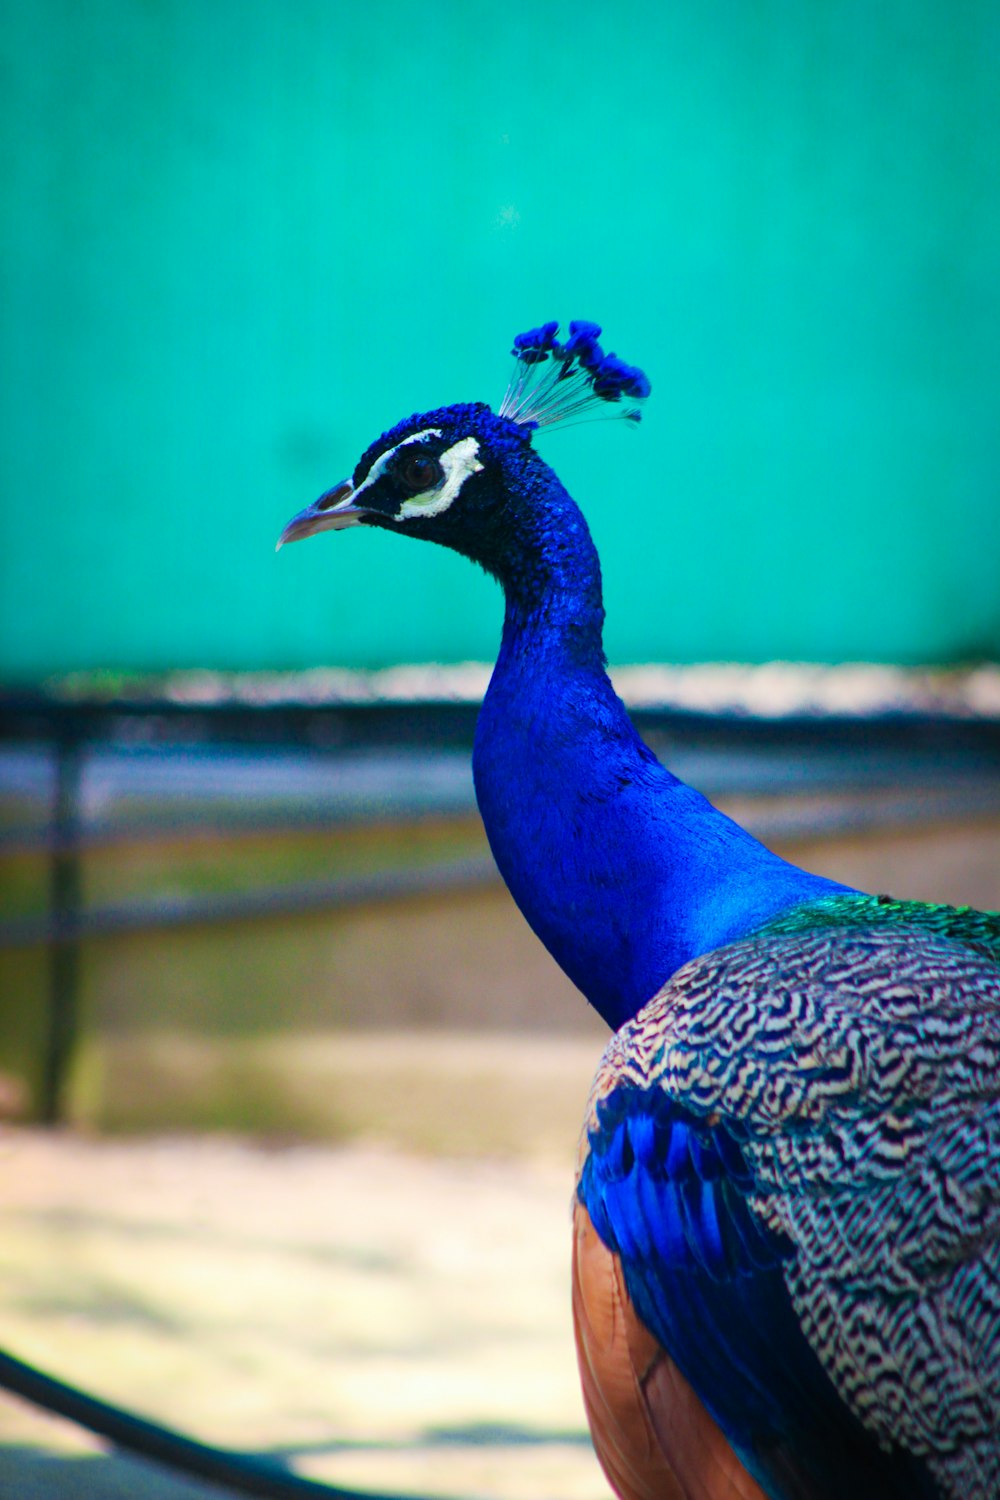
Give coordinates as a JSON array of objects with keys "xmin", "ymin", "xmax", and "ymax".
[{"xmin": 2, "ymin": 0, "xmax": 998, "ymax": 677}]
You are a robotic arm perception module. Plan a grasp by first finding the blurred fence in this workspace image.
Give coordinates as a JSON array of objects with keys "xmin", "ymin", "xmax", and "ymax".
[{"xmin": 3, "ymin": 688, "xmax": 1000, "ymax": 1126}]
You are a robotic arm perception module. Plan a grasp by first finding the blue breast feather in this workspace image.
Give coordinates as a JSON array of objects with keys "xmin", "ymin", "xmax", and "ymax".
[{"xmin": 578, "ymin": 1084, "xmax": 942, "ymax": 1500}]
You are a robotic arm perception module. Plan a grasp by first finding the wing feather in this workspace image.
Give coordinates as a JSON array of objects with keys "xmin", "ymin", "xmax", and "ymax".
[
  {"xmin": 578, "ymin": 924, "xmax": 1000, "ymax": 1498},
  {"xmin": 572, "ymin": 1199, "xmax": 768, "ymax": 1500}
]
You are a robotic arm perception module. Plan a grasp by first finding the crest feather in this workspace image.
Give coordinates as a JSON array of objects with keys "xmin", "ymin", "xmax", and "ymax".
[{"xmin": 498, "ymin": 320, "xmax": 651, "ymax": 430}]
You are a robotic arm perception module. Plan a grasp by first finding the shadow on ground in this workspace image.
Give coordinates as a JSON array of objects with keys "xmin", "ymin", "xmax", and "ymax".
[
  {"xmin": 0, "ymin": 1444, "xmax": 230, "ymax": 1500},
  {"xmin": 0, "ymin": 1423, "xmax": 595, "ymax": 1499}
]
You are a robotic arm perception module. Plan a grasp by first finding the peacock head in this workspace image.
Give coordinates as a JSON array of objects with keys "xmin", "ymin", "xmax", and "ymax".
[{"xmin": 277, "ymin": 321, "xmax": 650, "ymax": 575}]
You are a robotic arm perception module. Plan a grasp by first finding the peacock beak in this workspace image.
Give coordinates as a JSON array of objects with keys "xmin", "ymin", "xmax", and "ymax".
[{"xmin": 276, "ymin": 481, "xmax": 367, "ymax": 549}]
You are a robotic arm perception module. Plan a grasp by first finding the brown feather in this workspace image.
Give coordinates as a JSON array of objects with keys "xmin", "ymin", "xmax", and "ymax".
[{"xmin": 572, "ymin": 1201, "xmax": 768, "ymax": 1500}]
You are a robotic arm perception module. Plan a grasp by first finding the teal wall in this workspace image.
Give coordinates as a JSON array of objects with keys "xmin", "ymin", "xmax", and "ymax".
[{"xmin": 2, "ymin": 0, "xmax": 998, "ymax": 677}]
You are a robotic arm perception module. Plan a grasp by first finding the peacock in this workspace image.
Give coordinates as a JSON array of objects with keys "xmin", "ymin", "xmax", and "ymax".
[{"xmin": 278, "ymin": 321, "xmax": 1000, "ymax": 1500}]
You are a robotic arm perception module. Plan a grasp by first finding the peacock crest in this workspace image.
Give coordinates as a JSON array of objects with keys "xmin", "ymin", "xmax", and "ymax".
[{"xmin": 497, "ymin": 319, "xmax": 651, "ymax": 430}]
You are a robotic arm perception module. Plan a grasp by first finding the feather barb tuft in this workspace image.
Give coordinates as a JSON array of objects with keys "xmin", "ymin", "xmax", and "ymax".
[{"xmin": 498, "ymin": 320, "xmax": 651, "ymax": 429}]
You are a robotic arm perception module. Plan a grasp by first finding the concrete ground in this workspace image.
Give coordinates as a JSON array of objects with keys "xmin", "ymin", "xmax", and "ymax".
[{"xmin": 0, "ymin": 1128, "xmax": 605, "ymax": 1500}]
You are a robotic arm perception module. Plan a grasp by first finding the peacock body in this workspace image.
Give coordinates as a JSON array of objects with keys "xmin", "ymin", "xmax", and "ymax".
[{"xmin": 279, "ymin": 322, "xmax": 1000, "ymax": 1500}]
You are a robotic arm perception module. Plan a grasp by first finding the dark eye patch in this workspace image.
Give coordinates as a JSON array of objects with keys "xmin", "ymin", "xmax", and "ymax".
[{"xmin": 398, "ymin": 451, "xmax": 444, "ymax": 493}]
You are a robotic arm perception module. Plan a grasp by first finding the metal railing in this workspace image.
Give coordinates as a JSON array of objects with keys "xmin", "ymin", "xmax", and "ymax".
[{"xmin": 4, "ymin": 689, "xmax": 1000, "ymax": 1124}]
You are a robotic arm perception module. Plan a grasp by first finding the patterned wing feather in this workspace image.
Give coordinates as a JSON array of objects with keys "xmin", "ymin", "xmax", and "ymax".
[{"xmin": 577, "ymin": 921, "xmax": 1000, "ymax": 1500}]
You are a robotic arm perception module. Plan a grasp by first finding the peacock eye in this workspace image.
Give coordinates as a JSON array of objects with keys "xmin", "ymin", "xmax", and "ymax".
[{"xmin": 399, "ymin": 452, "xmax": 443, "ymax": 493}]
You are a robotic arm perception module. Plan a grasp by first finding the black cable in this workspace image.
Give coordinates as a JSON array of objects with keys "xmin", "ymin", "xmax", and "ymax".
[{"xmin": 0, "ymin": 1347, "xmax": 428, "ymax": 1500}]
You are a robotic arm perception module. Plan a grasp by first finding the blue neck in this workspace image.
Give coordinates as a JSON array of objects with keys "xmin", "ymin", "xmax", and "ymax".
[{"xmin": 472, "ymin": 467, "xmax": 850, "ymax": 1032}]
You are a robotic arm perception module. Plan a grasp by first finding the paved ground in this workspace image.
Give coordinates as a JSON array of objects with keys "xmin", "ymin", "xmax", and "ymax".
[{"xmin": 0, "ymin": 1126, "xmax": 607, "ymax": 1500}]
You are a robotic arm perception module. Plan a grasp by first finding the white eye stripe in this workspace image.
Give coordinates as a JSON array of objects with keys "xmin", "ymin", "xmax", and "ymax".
[
  {"xmin": 398, "ymin": 436, "xmax": 484, "ymax": 521},
  {"xmin": 353, "ymin": 428, "xmax": 443, "ymax": 500}
]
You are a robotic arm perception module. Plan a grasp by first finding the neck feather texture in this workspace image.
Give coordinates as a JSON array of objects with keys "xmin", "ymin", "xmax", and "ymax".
[{"xmin": 472, "ymin": 461, "xmax": 851, "ymax": 1031}]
